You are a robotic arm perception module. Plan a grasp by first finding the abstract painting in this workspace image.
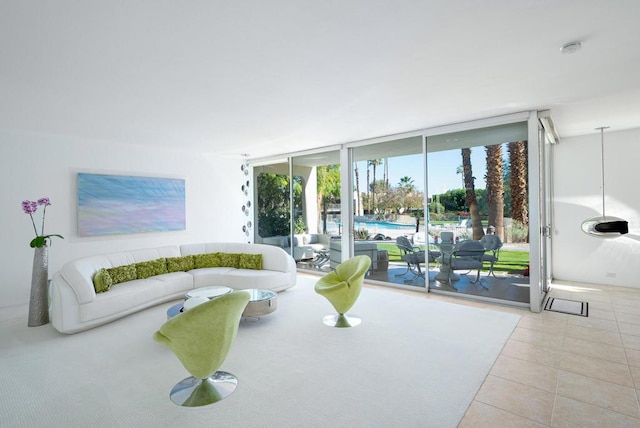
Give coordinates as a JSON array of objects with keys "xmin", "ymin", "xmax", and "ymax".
[{"xmin": 77, "ymin": 173, "xmax": 185, "ymax": 236}]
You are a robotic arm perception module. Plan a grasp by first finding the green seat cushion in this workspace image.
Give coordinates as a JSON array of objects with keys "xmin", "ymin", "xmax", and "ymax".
[
  {"xmin": 135, "ymin": 258, "xmax": 168, "ymax": 279},
  {"xmin": 166, "ymin": 255, "xmax": 195, "ymax": 272},
  {"xmin": 93, "ymin": 268, "xmax": 113, "ymax": 293},
  {"xmin": 107, "ymin": 264, "xmax": 138, "ymax": 285},
  {"xmin": 238, "ymin": 253, "xmax": 262, "ymax": 270}
]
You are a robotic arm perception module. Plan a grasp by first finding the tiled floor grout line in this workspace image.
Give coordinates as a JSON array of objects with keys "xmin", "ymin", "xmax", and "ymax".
[
  {"xmin": 466, "ymin": 286, "xmax": 640, "ymax": 425},
  {"xmin": 371, "ymin": 278, "xmax": 640, "ymax": 425}
]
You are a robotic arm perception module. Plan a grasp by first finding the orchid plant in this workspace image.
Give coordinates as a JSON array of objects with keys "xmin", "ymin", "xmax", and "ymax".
[{"xmin": 22, "ymin": 197, "xmax": 64, "ymax": 248}]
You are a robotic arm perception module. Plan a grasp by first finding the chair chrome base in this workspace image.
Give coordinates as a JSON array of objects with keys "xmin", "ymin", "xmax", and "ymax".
[
  {"xmin": 457, "ymin": 271, "xmax": 488, "ymax": 290},
  {"xmin": 322, "ymin": 313, "xmax": 361, "ymax": 328},
  {"xmin": 486, "ymin": 267, "xmax": 505, "ymax": 279},
  {"xmin": 169, "ymin": 371, "xmax": 238, "ymax": 407},
  {"xmin": 469, "ymin": 277, "xmax": 488, "ymax": 290}
]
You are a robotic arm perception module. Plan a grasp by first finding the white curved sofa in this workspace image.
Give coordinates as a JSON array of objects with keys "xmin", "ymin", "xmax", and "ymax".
[{"xmin": 50, "ymin": 242, "xmax": 296, "ymax": 334}]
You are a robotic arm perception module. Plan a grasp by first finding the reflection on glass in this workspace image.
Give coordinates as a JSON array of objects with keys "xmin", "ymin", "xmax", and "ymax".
[
  {"xmin": 426, "ymin": 122, "xmax": 531, "ymax": 303},
  {"xmin": 352, "ymin": 136, "xmax": 425, "ymax": 286},
  {"xmin": 287, "ymin": 151, "xmax": 341, "ymax": 272}
]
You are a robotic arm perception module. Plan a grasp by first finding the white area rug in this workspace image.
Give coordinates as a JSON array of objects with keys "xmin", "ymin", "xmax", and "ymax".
[{"xmin": 0, "ymin": 276, "xmax": 520, "ymax": 427}]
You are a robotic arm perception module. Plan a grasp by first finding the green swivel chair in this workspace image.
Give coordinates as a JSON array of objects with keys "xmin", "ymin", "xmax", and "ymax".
[
  {"xmin": 314, "ymin": 255, "xmax": 371, "ymax": 327},
  {"xmin": 153, "ymin": 291, "xmax": 250, "ymax": 407}
]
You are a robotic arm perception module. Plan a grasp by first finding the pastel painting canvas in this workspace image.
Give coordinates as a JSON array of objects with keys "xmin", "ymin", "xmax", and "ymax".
[{"xmin": 78, "ymin": 173, "xmax": 185, "ymax": 236}]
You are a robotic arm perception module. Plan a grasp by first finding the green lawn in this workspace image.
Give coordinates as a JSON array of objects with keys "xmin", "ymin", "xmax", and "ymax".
[{"xmin": 376, "ymin": 242, "xmax": 529, "ymax": 275}]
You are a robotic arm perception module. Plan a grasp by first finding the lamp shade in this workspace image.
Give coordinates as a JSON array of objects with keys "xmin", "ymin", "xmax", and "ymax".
[
  {"xmin": 581, "ymin": 216, "xmax": 629, "ymax": 236},
  {"xmin": 581, "ymin": 127, "xmax": 630, "ymax": 237}
]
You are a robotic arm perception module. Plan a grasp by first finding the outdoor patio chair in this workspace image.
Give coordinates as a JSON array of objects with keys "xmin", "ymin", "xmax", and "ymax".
[
  {"xmin": 446, "ymin": 239, "xmax": 487, "ymax": 289},
  {"xmin": 395, "ymin": 236, "xmax": 440, "ymax": 280},
  {"xmin": 480, "ymin": 234, "xmax": 503, "ymax": 277},
  {"xmin": 309, "ymin": 249, "xmax": 330, "ymax": 269}
]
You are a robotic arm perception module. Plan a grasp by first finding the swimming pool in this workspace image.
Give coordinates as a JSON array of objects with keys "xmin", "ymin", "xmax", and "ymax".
[
  {"xmin": 354, "ymin": 221, "xmax": 416, "ymax": 230},
  {"xmin": 324, "ymin": 220, "xmax": 417, "ymax": 238}
]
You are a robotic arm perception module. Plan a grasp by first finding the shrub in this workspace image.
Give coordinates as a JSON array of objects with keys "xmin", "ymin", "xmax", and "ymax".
[
  {"xmin": 354, "ymin": 228, "xmax": 369, "ymax": 240},
  {"xmin": 508, "ymin": 220, "xmax": 529, "ymax": 243}
]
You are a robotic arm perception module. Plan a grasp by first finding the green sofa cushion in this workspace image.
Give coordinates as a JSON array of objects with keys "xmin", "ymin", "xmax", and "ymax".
[
  {"xmin": 218, "ymin": 253, "xmax": 240, "ymax": 268},
  {"xmin": 93, "ymin": 268, "xmax": 113, "ymax": 293},
  {"xmin": 94, "ymin": 251, "xmax": 264, "ymax": 294},
  {"xmin": 193, "ymin": 252, "xmax": 242, "ymax": 268},
  {"xmin": 135, "ymin": 258, "xmax": 168, "ymax": 279},
  {"xmin": 107, "ymin": 264, "xmax": 137, "ymax": 285},
  {"xmin": 238, "ymin": 253, "xmax": 262, "ymax": 270},
  {"xmin": 193, "ymin": 253, "xmax": 222, "ymax": 268},
  {"xmin": 166, "ymin": 255, "xmax": 195, "ymax": 272}
]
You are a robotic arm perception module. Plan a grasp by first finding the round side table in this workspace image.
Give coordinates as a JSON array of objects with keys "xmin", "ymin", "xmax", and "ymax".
[{"xmin": 242, "ymin": 289, "xmax": 277, "ymax": 318}]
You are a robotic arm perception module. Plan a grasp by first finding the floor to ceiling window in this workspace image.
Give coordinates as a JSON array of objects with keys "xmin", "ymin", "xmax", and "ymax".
[
  {"xmin": 292, "ymin": 151, "xmax": 341, "ymax": 272},
  {"xmin": 351, "ymin": 136, "xmax": 426, "ymax": 285},
  {"xmin": 251, "ymin": 112, "xmax": 547, "ymax": 310},
  {"xmin": 425, "ymin": 122, "xmax": 530, "ymax": 304},
  {"xmin": 252, "ymin": 151, "xmax": 341, "ymax": 272},
  {"xmin": 253, "ymin": 160, "xmax": 304, "ymax": 261}
]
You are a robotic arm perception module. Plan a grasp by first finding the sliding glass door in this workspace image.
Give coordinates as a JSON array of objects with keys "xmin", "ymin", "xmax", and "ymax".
[
  {"xmin": 530, "ymin": 113, "xmax": 556, "ymax": 311},
  {"xmin": 425, "ymin": 120, "xmax": 531, "ymax": 304},
  {"xmin": 351, "ymin": 136, "xmax": 426, "ymax": 286},
  {"xmin": 253, "ymin": 159, "xmax": 298, "ymax": 258},
  {"xmin": 251, "ymin": 112, "xmax": 552, "ymax": 311},
  {"xmin": 291, "ymin": 150, "xmax": 341, "ymax": 272},
  {"xmin": 253, "ymin": 151, "xmax": 341, "ymax": 272}
]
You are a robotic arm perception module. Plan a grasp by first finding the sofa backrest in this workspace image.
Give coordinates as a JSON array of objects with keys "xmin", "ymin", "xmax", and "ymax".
[{"xmin": 60, "ymin": 246, "xmax": 182, "ymax": 304}]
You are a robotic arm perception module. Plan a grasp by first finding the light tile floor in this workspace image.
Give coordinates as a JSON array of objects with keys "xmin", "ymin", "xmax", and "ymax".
[
  {"xmin": 310, "ymin": 270, "xmax": 640, "ymax": 426},
  {"xmin": 455, "ymin": 280, "xmax": 640, "ymax": 427}
]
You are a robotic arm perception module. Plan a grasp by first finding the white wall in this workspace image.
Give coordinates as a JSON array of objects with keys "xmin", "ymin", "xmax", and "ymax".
[
  {"xmin": 1, "ymin": 130, "xmax": 245, "ymax": 309},
  {"xmin": 553, "ymin": 127, "xmax": 640, "ymax": 287}
]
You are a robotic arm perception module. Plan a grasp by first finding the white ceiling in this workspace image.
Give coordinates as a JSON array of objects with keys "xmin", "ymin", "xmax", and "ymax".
[{"xmin": 2, "ymin": 1, "xmax": 640, "ymax": 158}]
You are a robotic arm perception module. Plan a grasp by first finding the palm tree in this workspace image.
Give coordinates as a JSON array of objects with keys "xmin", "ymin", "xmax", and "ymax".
[
  {"xmin": 368, "ymin": 159, "xmax": 382, "ymax": 215},
  {"xmin": 317, "ymin": 165, "xmax": 340, "ymax": 234},
  {"xmin": 399, "ymin": 176, "xmax": 415, "ymax": 191},
  {"xmin": 399, "ymin": 176, "xmax": 420, "ymax": 231},
  {"xmin": 485, "ymin": 144, "xmax": 505, "ymax": 240},
  {"xmin": 366, "ymin": 163, "xmax": 371, "ymax": 214},
  {"xmin": 509, "ymin": 140, "xmax": 528, "ymax": 233},
  {"xmin": 384, "ymin": 158, "xmax": 389, "ymax": 190},
  {"xmin": 455, "ymin": 165, "xmax": 464, "ymax": 188},
  {"xmin": 354, "ymin": 163, "xmax": 360, "ymax": 216},
  {"xmin": 461, "ymin": 148, "xmax": 484, "ymax": 239}
]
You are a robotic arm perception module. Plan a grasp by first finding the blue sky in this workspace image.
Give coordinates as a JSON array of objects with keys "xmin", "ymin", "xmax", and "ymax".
[{"xmin": 355, "ymin": 148, "xmax": 488, "ymax": 196}]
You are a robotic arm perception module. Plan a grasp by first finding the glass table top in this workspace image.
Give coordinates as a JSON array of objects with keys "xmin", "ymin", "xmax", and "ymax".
[
  {"xmin": 185, "ymin": 286, "xmax": 232, "ymax": 300},
  {"xmin": 242, "ymin": 288, "xmax": 276, "ymax": 302}
]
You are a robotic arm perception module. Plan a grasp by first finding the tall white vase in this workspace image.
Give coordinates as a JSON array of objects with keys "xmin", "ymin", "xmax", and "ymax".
[{"xmin": 28, "ymin": 245, "xmax": 49, "ymax": 327}]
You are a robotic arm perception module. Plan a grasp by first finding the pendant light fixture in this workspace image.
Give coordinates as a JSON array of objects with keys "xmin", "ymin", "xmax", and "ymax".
[{"xmin": 581, "ymin": 127, "xmax": 629, "ymax": 236}]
